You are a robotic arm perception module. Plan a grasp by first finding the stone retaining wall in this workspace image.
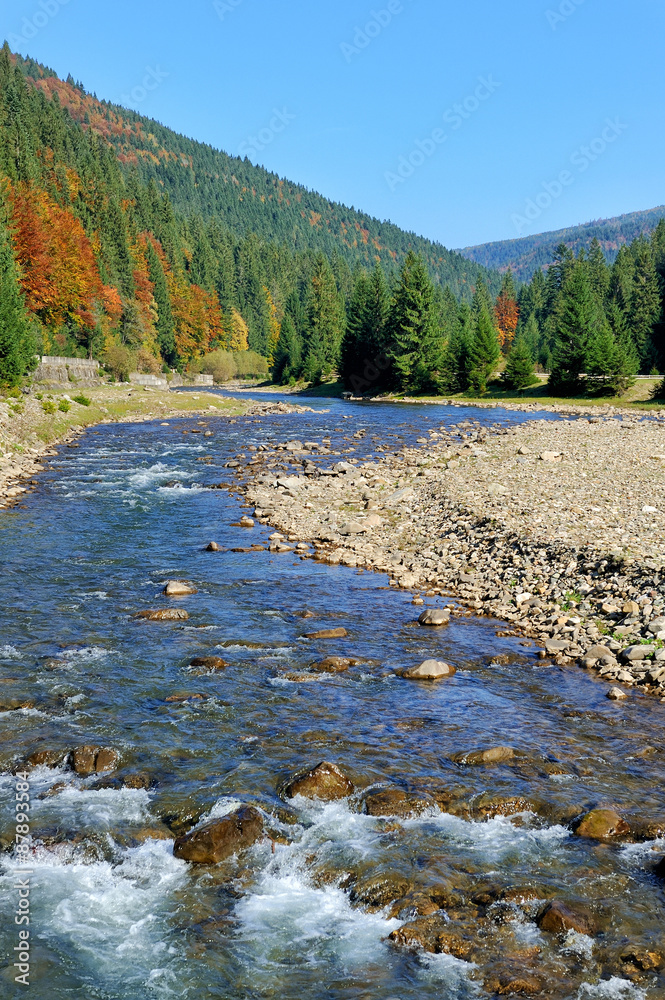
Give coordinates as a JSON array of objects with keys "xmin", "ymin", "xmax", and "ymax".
[{"xmin": 34, "ymin": 356, "xmax": 100, "ymax": 386}]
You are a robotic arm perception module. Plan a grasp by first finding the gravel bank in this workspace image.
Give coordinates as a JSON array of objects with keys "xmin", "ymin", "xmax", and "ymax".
[{"xmin": 237, "ymin": 411, "xmax": 665, "ymax": 699}]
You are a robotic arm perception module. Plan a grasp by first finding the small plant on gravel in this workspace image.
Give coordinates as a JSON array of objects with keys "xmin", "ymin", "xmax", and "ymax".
[
  {"xmin": 42, "ymin": 400, "xmax": 56, "ymax": 414},
  {"xmin": 73, "ymin": 394, "xmax": 91, "ymax": 406},
  {"xmin": 35, "ymin": 393, "xmax": 43, "ymax": 400},
  {"xmin": 58, "ymin": 400, "xmax": 71, "ymax": 413}
]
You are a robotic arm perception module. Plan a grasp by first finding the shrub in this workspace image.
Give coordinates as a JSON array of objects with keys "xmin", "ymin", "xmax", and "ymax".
[
  {"xmin": 73, "ymin": 394, "xmax": 91, "ymax": 406},
  {"xmin": 102, "ymin": 345, "xmax": 134, "ymax": 382},
  {"xmin": 651, "ymin": 376, "xmax": 665, "ymax": 400},
  {"xmin": 197, "ymin": 349, "xmax": 238, "ymax": 384},
  {"xmin": 58, "ymin": 400, "xmax": 70, "ymax": 413},
  {"xmin": 136, "ymin": 348, "xmax": 162, "ymax": 375},
  {"xmin": 42, "ymin": 400, "xmax": 56, "ymax": 414},
  {"xmin": 234, "ymin": 350, "xmax": 269, "ymax": 379}
]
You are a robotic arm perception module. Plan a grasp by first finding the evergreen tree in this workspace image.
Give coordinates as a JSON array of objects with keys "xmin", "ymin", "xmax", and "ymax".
[
  {"xmin": 0, "ymin": 219, "xmax": 36, "ymax": 387},
  {"xmin": 548, "ymin": 262, "xmax": 600, "ymax": 394},
  {"xmin": 146, "ymin": 241, "xmax": 177, "ymax": 367},
  {"xmin": 502, "ymin": 334, "xmax": 538, "ymax": 390},
  {"xmin": 272, "ymin": 314, "xmax": 302, "ymax": 383},
  {"xmin": 586, "ymin": 318, "xmax": 638, "ymax": 396},
  {"xmin": 302, "ymin": 253, "xmax": 344, "ymax": 382},
  {"xmin": 587, "ymin": 237, "xmax": 610, "ymax": 304},
  {"xmin": 387, "ymin": 252, "xmax": 440, "ymax": 393},
  {"xmin": 467, "ymin": 305, "xmax": 501, "ymax": 393},
  {"xmin": 439, "ymin": 302, "xmax": 472, "ymax": 393},
  {"xmin": 629, "ymin": 237, "xmax": 661, "ymax": 370}
]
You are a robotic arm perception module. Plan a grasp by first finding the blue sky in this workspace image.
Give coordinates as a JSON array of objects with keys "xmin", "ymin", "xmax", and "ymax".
[{"xmin": 3, "ymin": 0, "xmax": 663, "ymax": 249}]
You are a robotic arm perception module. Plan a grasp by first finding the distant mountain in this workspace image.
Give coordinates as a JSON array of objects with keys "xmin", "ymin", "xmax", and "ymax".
[
  {"xmin": 14, "ymin": 53, "xmax": 498, "ymax": 299},
  {"xmin": 458, "ymin": 206, "xmax": 665, "ymax": 282}
]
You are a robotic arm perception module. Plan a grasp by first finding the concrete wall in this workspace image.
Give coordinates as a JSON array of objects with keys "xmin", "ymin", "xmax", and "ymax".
[
  {"xmin": 129, "ymin": 373, "xmax": 170, "ymax": 390},
  {"xmin": 34, "ymin": 356, "xmax": 100, "ymax": 386}
]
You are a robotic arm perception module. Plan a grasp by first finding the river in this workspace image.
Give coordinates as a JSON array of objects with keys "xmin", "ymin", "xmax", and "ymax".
[{"xmin": 0, "ymin": 395, "xmax": 662, "ymax": 999}]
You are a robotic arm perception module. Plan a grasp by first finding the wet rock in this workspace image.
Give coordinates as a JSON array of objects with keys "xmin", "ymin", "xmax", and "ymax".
[
  {"xmin": 164, "ymin": 580, "xmax": 197, "ymax": 596},
  {"xmin": 238, "ymin": 516, "xmax": 255, "ymax": 528},
  {"xmin": 417, "ymin": 608, "xmax": 451, "ymax": 626},
  {"xmin": 653, "ymin": 855, "xmax": 665, "ymax": 879},
  {"xmin": 349, "ymin": 872, "xmax": 413, "ymax": 911},
  {"xmin": 25, "ymin": 748, "xmax": 70, "ymax": 768},
  {"xmin": 72, "ymin": 746, "xmax": 120, "ymax": 777},
  {"xmin": 389, "ymin": 916, "xmax": 475, "ymax": 960},
  {"xmin": 537, "ymin": 899, "xmax": 596, "ymax": 936},
  {"xmin": 282, "ymin": 761, "xmax": 354, "ymax": 800},
  {"xmin": 134, "ymin": 609, "xmax": 189, "ymax": 622},
  {"xmin": 621, "ymin": 948, "xmax": 663, "ymax": 972},
  {"xmin": 205, "ymin": 542, "xmax": 221, "ymax": 552},
  {"xmin": 399, "ymin": 660, "xmax": 456, "ymax": 681},
  {"xmin": 387, "ymin": 890, "xmax": 442, "ymax": 919},
  {"xmin": 361, "ymin": 786, "xmax": 433, "ymax": 818},
  {"xmin": 574, "ymin": 808, "xmax": 630, "ymax": 841},
  {"xmin": 310, "ymin": 656, "xmax": 359, "ymax": 673},
  {"xmin": 487, "ymin": 969, "xmax": 543, "ymax": 996},
  {"xmin": 607, "ymin": 687, "xmax": 628, "ymax": 700},
  {"xmin": 0, "ymin": 698, "xmax": 35, "ymax": 712},
  {"xmin": 451, "ymin": 747, "xmax": 515, "ymax": 766},
  {"xmin": 122, "ymin": 772, "xmax": 152, "ymax": 790},
  {"xmin": 173, "ymin": 806, "xmax": 264, "ymax": 864},
  {"xmin": 303, "ymin": 627, "xmax": 348, "ymax": 639},
  {"xmin": 189, "ymin": 656, "xmax": 228, "ymax": 671}
]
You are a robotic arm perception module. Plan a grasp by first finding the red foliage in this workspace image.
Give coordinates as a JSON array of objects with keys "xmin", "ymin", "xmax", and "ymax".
[{"xmin": 495, "ymin": 291, "xmax": 520, "ymax": 351}]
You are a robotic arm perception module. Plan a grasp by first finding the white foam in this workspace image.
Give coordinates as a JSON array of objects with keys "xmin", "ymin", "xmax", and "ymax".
[
  {"xmin": 0, "ymin": 644, "xmax": 20, "ymax": 659},
  {"xmin": 60, "ymin": 646, "xmax": 109, "ymax": 663},
  {"xmin": 577, "ymin": 978, "xmax": 647, "ymax": 998},
  {"xmin": 562, "ymin": 929, "xmax": 595, "ymax": 959},
  {"xmin": 402, "ymin": 811, "xmax": 571, "ymax": 863},
  {"xmin": 620, "ymin": 838, "xmax": 665, "ymax": 865},
  {"xmin": 419, "ymin": 951, "xmax": 480, "ymax": 996},
  {"xmin": 200, "ymin": 796, "xmax": 243, "ymax": 824},
  {"xmin": 32, "ymin": 786, "xmax": 151, "ymax": 829}
]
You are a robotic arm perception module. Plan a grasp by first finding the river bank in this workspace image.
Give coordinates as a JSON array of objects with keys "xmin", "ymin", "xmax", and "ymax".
[{"xmin": 238, "ymin": 408, "xmax": 665, "ymax": 699}]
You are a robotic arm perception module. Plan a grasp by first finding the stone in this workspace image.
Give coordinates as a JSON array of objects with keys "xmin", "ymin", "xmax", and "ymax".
[
  {"xmin": 311, "ymin": 657, "xmax": 358, "ymax": 673},
  {"xmin": 205, "ymin": 542, "xmax": 221, "ymax": 552},
  {"xmin": 621, "ymin": 948, "xmax": 663, "ymax": 972},
  {"xmin": 647, "ymin": 616, "xmax": 665, "ymax": 634},
  {"xmin": 575, "ymin": 808, "xmax": 630, "ymax": 841},
  {"xmin": 451, "ymin": 747, "xmax": 515, "ymax": 766},
  {"xmin": 239, "ymin": 516, "xmax": 255, "ymax": 528},
  {"xmin": 539, "ymin": 451, "xmax": 563, "ymax": 462},
  {"xmin": 164, "ymin": 580, "xmax": 197, "ymax": 596},
  {"xmin": 361, "ymin": 787, "xmax": 432, "ymax": 818},
  {"xmin": 72, "ymin": 746, "xmax": 119, "ymax": 777},
  {"xmin": 304, "ymin": 628, "xmax": 348, "ymax": 639},
  {"xmin": 418, "ymin": 608, "xmax": 451, "ymax": 626},
  {"xmin": 26, "ymin": 748, "xmax": 69, "ymax": 768},
  {"xmin": 586, "ymin": 644, "xmax": 612, "ymax": 659},
  {"xmin": 173, "ymin": 806, "xmax": 263, "ymax": 864},
  {"xmin": 389, "ymin": 917, "xmax": 474, "ymax": 960},
  {"xmin": 607, "ymin": 687, "xmax": 628, "ymax": 700},
  {"xmin": 399, "ymin": 660, "xmax": 456, "ymax": 681},
  {"xmin": 545, "ymin": 638, "xmax": 570, "ymax": 653},
  {"xmin": 338, "ymin": 521, "xmax": 367, "ymax": 536},
  {"xmin": 622, "ymin": 600, "xmax": 640, "ymax": 615},
  {"xmin": 283, "ymin": 761, "xmax": 354, "ymax": 801},
  {"xmin": 135, "ymin": 609, "xmax": 189, "ymax": 622},
  {"xmin": 537, "ymin": 900, "xmax": 596, "ymax": 936},
  {"xmin": 350, "ymin": 873, "xmax": 413, "ymax": 911},
  {"xmin": 189, "ymin": 657, "xmax": 228, "ymax": 671},
  {"xmin": 621, "ymin": 645, "xmax": 656, "ymax": 661}
]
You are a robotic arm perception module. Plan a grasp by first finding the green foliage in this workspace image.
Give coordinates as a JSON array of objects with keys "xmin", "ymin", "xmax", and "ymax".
[
  {"xmin": 102, "ymin": 345, "xmax": 133, "ymax": 382},
  {"xmin": 58, "ymin": 400, "xmax": 70, "ymax": 412},
  {"xmin": 502, "ymin": 335, "xmax": 539, "ymax": 389},
  {"xmin": 272, "ymin": 315, "xmax": 302, "ymax": 384},
  {"xmin": 196, "ymin": 349, "xmax": 237, "ymax": 384},
  {"xmin": 41, "ymin": 399, "xmax": 56, "ymax": 414},
  {"xmin": 548, "ymin": 262, "xmax": 601, "ymax": 394},
  {"xmin": 234, "ymin": 350, "xmax": 269, "ymax": 379},
  {"xmin": 387, "ymin": 252, "xmax": 442, "ymax": 394},
  {"xmin": 73, "ymin": 394, "xmax": 91, "ymax": 406},
  {"xmin": 467, "ymin": 305, "xmax": 501, "ymax": 393},
  {"xmin": 0, "ymin": 214, "xmax": 35, "ymax": 388}
]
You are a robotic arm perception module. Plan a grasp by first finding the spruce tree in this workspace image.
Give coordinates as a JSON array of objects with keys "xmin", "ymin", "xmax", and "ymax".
[
  {"xmin": 467, "ymin": 305, "xmax": 501, "ymax": 393},
  {"xmin": 0, "ymin": 220, "xmax": 36, "ymax": 387},
  {"xmin": 272, "ymin": 314, "xmax": 302, "ymax": 383},
  {"xmin": 146, "ymin": 241, "xmax": 177, "ymax": 367},
  {"xmin": 387, "ymin": 252, "xmax": 439, "ymax": 393},
  {"xmin": 302, "ymin": 253, "xmax": 344, "ymax": 382},
  {"xmin": 502, "ymin": 334, "xmax": 538, "ymax": 390},
  {"xmin": 439, "ymin": 302, "xmax": 472, "ymax": 393},
  {"xmin": 548, "ymin": 262, "xmax": 600, "ymax": 394},
  {"xmin": 629, "ymin": 237, "xmax": 661, "ymax": 370},
  {"xmin": 587, "ymin": 237, "xmax": 610, "ymax": 304}
]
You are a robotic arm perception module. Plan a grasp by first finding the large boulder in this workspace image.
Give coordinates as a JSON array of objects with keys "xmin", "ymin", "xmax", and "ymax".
[
  {"xmin": 451, "ymin": 747, "xmax": 515, "ymax": 766},
  {"xmin": 164, "ymin": 580, "xmax": 197, "ymax": 596},
  {"xmin": 72, "ymin": 746, "xmax": 120, "ymax": 777},
  {"xmin": 304, "ymin": 628, "xmax": 348, "ymax": 640},
  {"xmin": 282, "ymin": 761, "xmax": 354, "ymax": 801},
  {"xmin": 361, "ymin": 787, "xmax": 432, "ymax": 819},
  {"xmin": 173, "ymin": 806, "xmax": 263, "ymax": 864},
  {"xmin": 537, "ymin": 900, "xmax": 597, "ymax": 936},
  {"xmin": 418, "ymin": 608, "xmax": 451, "ymax": 627},
  {"xmin": 574, "ymin": 808, "xmax": 630, "ymax": 841},
  {"xmin": 399, "ymin": 660, "xmax": 456, "ymax": 681},
  {"xmin": 389, "ymin": 916, "xmax": 475, "ymax": 960}
]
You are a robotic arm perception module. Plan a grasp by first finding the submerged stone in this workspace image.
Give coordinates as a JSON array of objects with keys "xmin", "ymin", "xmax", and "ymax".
[
  {"xmin": 574, "ymin": 808, "xmax": 630, "ymax": 841},
  {"xmin": 135, "ymin": 609, "xmax": 189, "ymax": 622},
  {"xmin": 173, "ymin": 806, "xmax": 263, "ymax": 864},
  {"xmin": 537, "ymin": 900, "xmax": 597, "ymax": 936},
  {"xmin": 283, "ymin": 761, "xmax": 354, "ymax": 801}
]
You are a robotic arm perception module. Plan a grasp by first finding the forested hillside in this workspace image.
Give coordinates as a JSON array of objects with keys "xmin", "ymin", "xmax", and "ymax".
[
  {"xmin": 460, "ymin": 207, "xmax": 665, "ymax": 281},
  {"xmin": 0, "ymin": 45, "xmax": 498, "ymax": 387}
]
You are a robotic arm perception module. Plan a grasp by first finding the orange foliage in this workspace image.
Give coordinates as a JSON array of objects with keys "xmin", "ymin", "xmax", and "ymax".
[
  {"xmin": 494, "ymin": 292, "xmax": 520, "ymax": 351},
  {"xmin": 168, "ymin": 273, "xmax": 223, "ymax": 361}
]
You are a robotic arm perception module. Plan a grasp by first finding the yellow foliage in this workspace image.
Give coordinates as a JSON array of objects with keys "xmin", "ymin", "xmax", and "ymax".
[{"xmin": 228, "ymin": 308, "xmax": 249, "ymax": 352}]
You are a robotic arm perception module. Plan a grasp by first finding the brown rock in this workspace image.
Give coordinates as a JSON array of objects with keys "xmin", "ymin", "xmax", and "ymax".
[
  {"xmin": 491, "ymin": 971, "xmax": 543, "ymax": 996},
  {"xmin": 283, "ymin": 761, "xmax": 354, "ymax": 800},
  {"xmin": 575, "ymin": 808, "xmax": 630, "ymax": 841},
  {"xmin": 72, "ymin": 746, "xmax": 119, "ymax": 777},
  {"xmin": 310, "ymin": 657, "xmax": 359, "ymax": 673},
  {"xmin": 189, "ymin": 657, "xmax": 228, "ymax": 671},
  {"xmin": 304, "ymin": 628, "xmax": 348, "ymax": 639},
  {"xmin": 349, "ymin": 872, "xmax": 413, "ymax": 910},
  {"xmin": 135, "ymin": 609, "xmax": 189, "ymax": 622},
  {"xmin": 537, "ymin": 900, "xmax": 596, "ymax": 936},
  {"xmin": 205, "ymin": 542, "xmax": 221, "ymax": 552},
  {"xmin": 418, "ymin": 608, "xmax": 451, "ymax": 626},
  {"xmin": 621, "ymin": 948, "xmax": 663, "ymax": 971},
  {"xmin": 451, "ymin": 747, "xmax": 515, "ymax": 766},
  {"xmin": 26, "ymin": 749, "xmax": 69, "ymax": 768},
  {"xmin": 173, "ymin": 806, "xmax": 263, "ymax": 864},
  {"xmin": 389, "ymin": 916, "xmax": 474, "ymax": 959},
  {"xmin": 362, "ymin": 787, "xmax": 432, "ymax": 819},
  {"xmin": 164, "ymin": 580, "xmax": 197, "ymax": 596}
]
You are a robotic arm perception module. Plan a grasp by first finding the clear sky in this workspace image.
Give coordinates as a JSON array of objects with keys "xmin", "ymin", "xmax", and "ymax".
[{"xmin": 3, "ymin": 0, "xmax": 663, "ymax": 250}]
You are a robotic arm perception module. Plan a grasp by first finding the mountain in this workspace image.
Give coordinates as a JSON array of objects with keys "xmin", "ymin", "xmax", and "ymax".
[
  {"xmin": 14, "ymin": 52, "xmax": 497, "ymax": 300},
  {"xmin": 458, "ymin": 206, "xmax": 665, "ymax": 282}
]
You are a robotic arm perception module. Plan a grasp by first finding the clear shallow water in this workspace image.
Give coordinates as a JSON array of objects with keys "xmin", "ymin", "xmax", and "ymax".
[{"xmin": 0, "ymin": 397, "xmax": 663, "ymax": 999}]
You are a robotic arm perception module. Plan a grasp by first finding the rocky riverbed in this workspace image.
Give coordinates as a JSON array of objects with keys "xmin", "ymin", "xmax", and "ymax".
[{"xmin": 235, "ymin": 410, "xmax": 665, "ymax": 700}]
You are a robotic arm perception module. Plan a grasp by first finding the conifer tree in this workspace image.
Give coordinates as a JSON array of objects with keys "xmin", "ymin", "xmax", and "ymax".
[
  {"xmin": 387, "ymin": 252, "xmax": 440, "ymax": 393},
  {"xmin": 146, "ymin": 241, "xmax": 177, "ymax": 367},
  {"xmin": 272, "ymin": 314, "xmax": 302, "ymax": 383},
  {"xmin": 629, "ymin": 237, "xmax": 661, "ymax": 370},
  {"xmin": 467, "ymin": 304, "xmax": 501, "ymax": 393},
  {"xmin": 587, "ymin": 237, "xmax": 610, "ymax": 304},
  {"xmin": 0, "ymin": 218, "xmax": 36, "ymax": 387},
  {"xmin": 548, "ymin": 262, "xmax": 600, "ymax": 394},
  {"xmin": 502, "ymin": 334, "xmax": 538, "ymax": 390},
  {"xmin": 302, "ymin": 253, "xmax": 344, "ymax": 382},
  {"xmin": 341, "ymin": 263, "xmax": 390, "ymax": 393}
]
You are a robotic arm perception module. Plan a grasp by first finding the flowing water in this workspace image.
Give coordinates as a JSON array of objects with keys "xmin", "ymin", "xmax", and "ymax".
[{"xmin": 0, "ymin": 396, "xmax": 663, "ymax": 999}]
